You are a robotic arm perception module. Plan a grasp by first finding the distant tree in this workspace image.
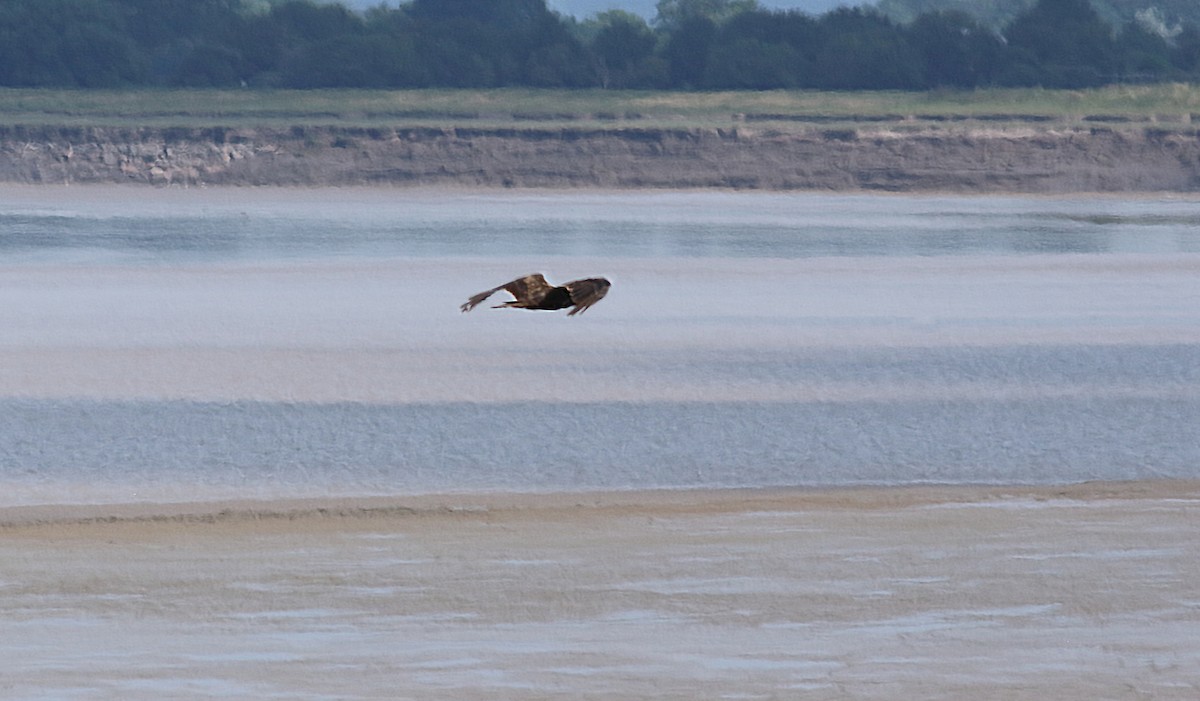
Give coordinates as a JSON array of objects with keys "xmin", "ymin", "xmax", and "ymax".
[
  {"xmin": 877, "ymin": 0, "xmax": 1200, "ymax": 49},
  {"xmin": 812, "ymin": 8, "xmax": 924, "ymax": 89},
  {"xmin": 654, "ymin": 0, "xmax": 760, "ymax": 29},
  {"xmin": 1114, "ymin": 17, "xmax": 1175, "ymax": 81},
  {"xmin": 525, "ymin": 37, "xmax": 592, "ymax": 87},
  {"xmin": 1, "ymin": 0, "xmax": 1198, "ymax": 91},
  {"xmin": 706, "ymin": 37, "xmax": 802, "ymax": 88},
  {"xmin": 876, "ymin": 0, "xmax": 1035, "ymax": 29},
  {"xmin": 586, "ymin": 11, "xmax": 664, "ymax": 87},
  {"xmin": 403, "ymin": 16, "xmax": 504, "ymax": 86},
  {"xmin": 1003, "ymin": 0, "xmax": 1117, "ymax": 86},
  {"xmin": 405, "ymin": 0, "xmax": 589, "ymax": 86},
  {"xmin": 877, "ymin": 0, "xmax": 1200, "ymax": 31},
  {"xmin": 702, "ymin": 10, "xmax": 816, "ymax": 88},
  {"xmin": 1173, "ymin": 24, "xmax": 1200, "ymax": 75},
  {"xmin": 908, "ymin": 10, "xmax": 1005, "ymax": 87},
  {"xmin": 173, "ymin": 42, "xmax": 246, "ymax": 86},
  {"xmin": 269, "ymin": 0, "xmax": 363, "ymax": 42},
  {"xmin": 278, "ymin": 29, "xmax": 430, "ymax": 87},
  {"xmin": 408, "ymin": 0, "xmax": 551, "ymax": 31},
  {"xmin": 0, "ymin": 0, "xmax": 146, "ymax": 86},
  {"xmin": 662, "ymin": 15, "xmax": 717, "ymax": 87},
  {"xmin": 720, "ymin": 8, "xmax": 817, "ymax": 47},
  {"xmin": 120, "ymin": 0, "xmax": 245, "ymax": 47},
  {"xmin": 1085, "ymin": 0, "xmax": 1195, "ymax": 28},
  {"xmin": 117, "ymin": 0, "xmax": 252, "ymax": 84},
  {"xmin": 261, "ymin": 1, "xmax": 370, "ymax": 86}
]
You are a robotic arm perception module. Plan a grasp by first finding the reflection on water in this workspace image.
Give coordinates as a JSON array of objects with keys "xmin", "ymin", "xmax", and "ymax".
[
  {"xmin": 0, "ymin": 214, "xmax": 244, "ymax": 258},
  {"xmin": 2, "ymin": 190, "xmax": 1199, "ymax": 263}
]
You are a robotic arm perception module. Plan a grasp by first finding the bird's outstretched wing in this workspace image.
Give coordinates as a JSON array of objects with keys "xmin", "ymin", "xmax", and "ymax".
[
  {"xmin": 564, "ymin": 277, "xmax": 611, "ymax": 316},
  {"xmin": 460, "ymin": 273, "xmax": 554, "ymax": 312},
  {"xmin": 501, "ymin": 274, "xmax": 556, "ymax": 306}
]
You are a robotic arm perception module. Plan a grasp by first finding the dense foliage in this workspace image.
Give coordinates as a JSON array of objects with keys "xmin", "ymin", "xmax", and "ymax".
[
  {"xmin": 1, "ymin": 0, "xmax": 1198, "ymax": 90},
  {"xmin": 876, "ymin": 0, "xmax": 1200, "ymax": 31}
]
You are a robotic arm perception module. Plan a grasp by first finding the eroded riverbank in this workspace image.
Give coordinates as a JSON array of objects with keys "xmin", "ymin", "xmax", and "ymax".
[{"xmin": 4, "ymin": 124, "xmax": 1200, "ymax": 191}]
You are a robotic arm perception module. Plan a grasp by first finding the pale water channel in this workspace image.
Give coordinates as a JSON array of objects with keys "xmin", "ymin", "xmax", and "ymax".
[{"xmin": 2, "ymin": 187, "xmax": 1199, "ymax": 506}]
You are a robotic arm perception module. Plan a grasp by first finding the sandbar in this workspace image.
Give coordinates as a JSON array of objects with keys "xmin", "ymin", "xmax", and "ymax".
[{"xmin": 3, "ymin": 482, "xmax": 1198, "ymax": 700}]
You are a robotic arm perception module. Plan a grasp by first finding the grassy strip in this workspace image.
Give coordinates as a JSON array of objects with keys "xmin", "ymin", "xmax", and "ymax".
[{"xmin": 2, "ymin": 85, "xmax": 1199, "ymax": 130}]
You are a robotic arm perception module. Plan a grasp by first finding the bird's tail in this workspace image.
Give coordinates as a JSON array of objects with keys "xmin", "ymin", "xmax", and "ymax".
[{"xmin": 460, "ymin": 286, "xmax": 500, "ymax": 313}]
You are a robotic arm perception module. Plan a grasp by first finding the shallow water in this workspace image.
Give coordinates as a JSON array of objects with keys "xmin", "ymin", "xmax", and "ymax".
[
  {"xmin": 4, "ymin": 188, "xmax": 1200, "ymax": 264},
  {"xmin": 2, "ymin": 187, "xmax": 1198, "ymax": 506}
]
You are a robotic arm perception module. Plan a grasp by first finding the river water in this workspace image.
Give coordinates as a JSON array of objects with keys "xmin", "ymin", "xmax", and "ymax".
[{"xmin": 2, "ymin": 186, "xmax": 1198, "ymax": 507}]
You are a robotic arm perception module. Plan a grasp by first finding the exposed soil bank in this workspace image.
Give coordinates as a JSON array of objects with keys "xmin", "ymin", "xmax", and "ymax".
[{"xmin": 3, "ymin": 124, "xmax": 1200, "ymax": 191}]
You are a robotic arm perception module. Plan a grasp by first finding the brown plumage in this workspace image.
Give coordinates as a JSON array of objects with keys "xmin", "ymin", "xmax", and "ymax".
[{"xmin": 460, "ymin": 273, "xmax": 611, "ymax": 316}]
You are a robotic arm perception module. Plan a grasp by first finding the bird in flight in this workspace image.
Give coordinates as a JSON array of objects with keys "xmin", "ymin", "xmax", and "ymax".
[{"xmin": 460, "ymin": 273, "xmax": 611, "ymax": 316}]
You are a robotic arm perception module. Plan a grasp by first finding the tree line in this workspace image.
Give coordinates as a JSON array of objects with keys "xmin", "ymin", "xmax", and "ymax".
[
  {"xmin": 876, "ymin": 0, "xmax": 1200, "ymax": 32},
  {"xmin": 1, "ymin": 0, "xmax": 1198, "ymax": 90}
]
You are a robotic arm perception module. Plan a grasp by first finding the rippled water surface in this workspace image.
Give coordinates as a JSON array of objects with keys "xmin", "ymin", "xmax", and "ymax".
[
  {"xmin": 4, "ymin": 189, "xmax": 1200, "ymax": 263},
  {"xmin": 2, "ymin": 187, "xmax": 1198, "ymax": 506}
]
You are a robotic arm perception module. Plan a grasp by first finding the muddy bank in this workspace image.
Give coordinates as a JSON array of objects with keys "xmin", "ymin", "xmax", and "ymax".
[
  {"xmin": 3, "ymin": 123, "xmax": 1200, "ymax": 191},
  {"xmin": 4, "ymin": 483, "xmax": 1199, "ymax": 700}
]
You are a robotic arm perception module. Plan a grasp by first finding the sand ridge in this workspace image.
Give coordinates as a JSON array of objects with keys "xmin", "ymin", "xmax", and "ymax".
[
  {"xmin": 3, "ymin": 479, "xmax": 1197, "ymax": 531},
  {"xmin": 3, "ymin": 482, "xmax": 1199, "ymax": 699}
]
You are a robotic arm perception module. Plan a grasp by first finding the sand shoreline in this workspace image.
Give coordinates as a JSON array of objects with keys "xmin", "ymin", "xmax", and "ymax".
[
  {"xmin": 5, "ymin": 479, "xmax": 1198, "ymax": 530},
  {"xmin": 5, "ymin": 478, "xmax": 1199, "ymax": 699}
]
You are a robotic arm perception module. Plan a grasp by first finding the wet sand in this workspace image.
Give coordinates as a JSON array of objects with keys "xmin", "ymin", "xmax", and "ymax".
[{"xmin": 3, "ymin": 482, "xmax": 1199, "ymax": 700}]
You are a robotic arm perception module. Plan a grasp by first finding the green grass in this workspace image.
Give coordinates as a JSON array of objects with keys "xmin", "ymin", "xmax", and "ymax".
[{"xmin": 2, "ymin": 84, "xmax": 1199, "ymax": 131}]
